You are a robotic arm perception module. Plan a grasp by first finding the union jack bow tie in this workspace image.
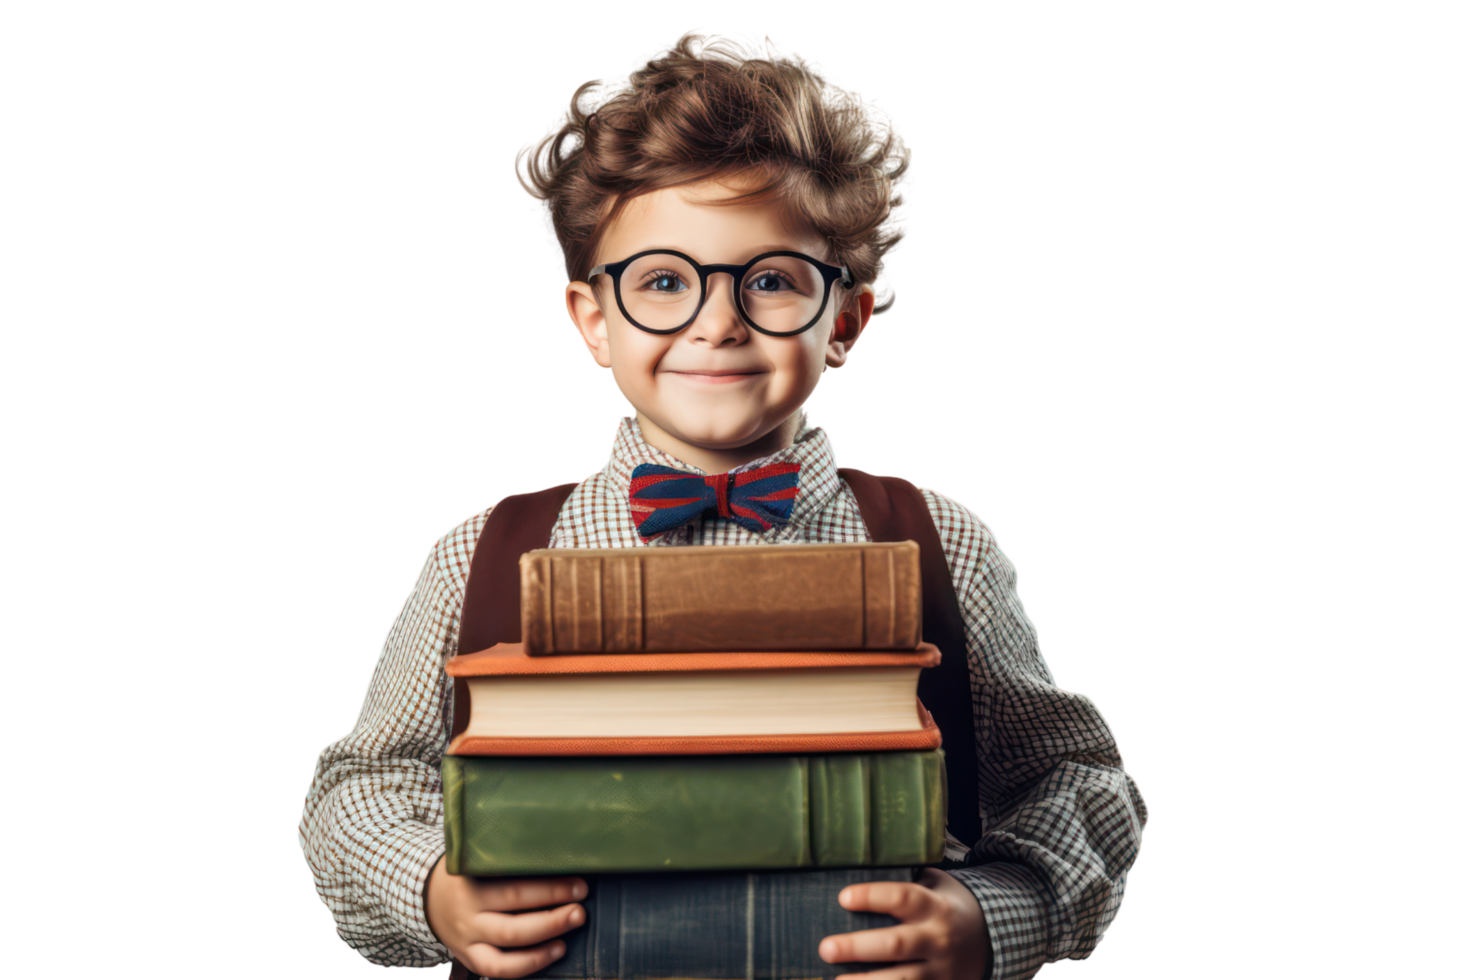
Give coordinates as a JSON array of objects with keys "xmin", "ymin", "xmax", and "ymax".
[{"xmin": 629, "ymin": 462, "xmax": 801, "ymax": 539}]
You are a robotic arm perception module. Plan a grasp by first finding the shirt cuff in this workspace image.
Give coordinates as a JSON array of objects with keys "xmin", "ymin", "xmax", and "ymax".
[
  {"xmin": 396, "ymin": 822, "xmax": 452, "ymax": 958},
  {"xmin": 346, "ymin": 819, "xmax": 451, "ymax": 966},
  {"xmin": 948, "ymin": 862, "xmax": 1051, "ymax": 980}
]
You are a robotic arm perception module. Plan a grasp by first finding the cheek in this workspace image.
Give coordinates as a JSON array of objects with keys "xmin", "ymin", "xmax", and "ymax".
[
  {"xmin": 608, "ymin": 329, "xmax": 670, "ymax": 378},
  {"xmin": 606, "ymin": 340, "xmax": 666, "ymax": 416},
  {"xmin": 808, "ymin": 335, "xmax": 830, "ymax": 375}
]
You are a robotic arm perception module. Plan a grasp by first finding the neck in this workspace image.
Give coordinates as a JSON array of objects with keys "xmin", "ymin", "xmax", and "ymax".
[{"xmin": 635, "ymin": 412, "xmax": 803, "ymax": 474}]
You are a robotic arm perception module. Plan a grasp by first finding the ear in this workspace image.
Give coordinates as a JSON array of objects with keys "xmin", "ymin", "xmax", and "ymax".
[
  {"xmin": 824, "ymin": 284, "xmax": 875, "ymax": 369},
  {"xmin": 567, "ymin": 280, "xmax": 612, "ymax": 368}
]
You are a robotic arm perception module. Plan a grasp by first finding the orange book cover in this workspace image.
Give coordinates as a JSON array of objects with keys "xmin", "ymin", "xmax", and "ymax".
[{"xmin": 445, "ymin": 643, "xmax": 943, "ymax": 756}]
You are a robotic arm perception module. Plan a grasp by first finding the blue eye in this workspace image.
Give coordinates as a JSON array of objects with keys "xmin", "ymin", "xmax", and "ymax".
[
  {"xmin": 642, "ymin": 270, "xmax": 689, "ymax": 293},
  {"xmin": 746, "ymin": 271, "xmax": 793, "ymax": 293}
]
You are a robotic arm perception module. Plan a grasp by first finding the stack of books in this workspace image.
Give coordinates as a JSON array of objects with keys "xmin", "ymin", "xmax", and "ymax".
[{"xmin": 441, "ymin": 542, "xmax": 946, "ymax": 977}]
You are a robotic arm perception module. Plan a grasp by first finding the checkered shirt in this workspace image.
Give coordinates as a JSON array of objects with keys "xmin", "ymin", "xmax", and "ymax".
[{"xmin": 298, "ymin": 416, "xmax": 1147, "ymax": 979}]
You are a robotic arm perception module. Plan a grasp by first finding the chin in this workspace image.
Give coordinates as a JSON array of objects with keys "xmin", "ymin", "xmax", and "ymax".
[
  {"xmin": 679, "ymin": 411, "xmax": 782, "ymax": 443},
  {"xmin": 677, "ymin": 428, "xmax": 765, "ymax": 452}
]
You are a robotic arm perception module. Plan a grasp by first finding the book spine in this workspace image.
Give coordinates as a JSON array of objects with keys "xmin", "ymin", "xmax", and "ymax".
[
  {"xmin": 520, "ymin": 545, "xmax": 920, "ymax": 654},
  {"xmin": 871, "ymin": 749, "xmax": 946, "ymax": 866},
  {"xmin": 443, "ymin": 751, "xmax": 945, "ymax": 876},
  {"xmin": 808, "ymin": 754, "xmax": 871, "ymax": 866},
  {"xmin": 521, "ymin": 552, "xmax": 644, "ymax": 653},
  {"xmin": 863, "ymin": 542, "xmax": 922, "ymax": 651},
  {"xmin": 442, "ymin": 755, "xmax": 465, "ymax": 876}
]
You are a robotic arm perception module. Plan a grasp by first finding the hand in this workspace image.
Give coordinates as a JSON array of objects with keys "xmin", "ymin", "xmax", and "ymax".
[
  {"xmin": 425, "ymin": 855, "xmax": 587, "ymax": 978},
  {"xmin": 819, "ymin": 868, "xmax": 991, "ymax": 980}
]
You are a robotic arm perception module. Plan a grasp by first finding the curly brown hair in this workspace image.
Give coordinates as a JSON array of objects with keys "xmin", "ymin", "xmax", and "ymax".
[{"xmin": 519, "ymin": 34, "xmax": 909, "ymax": 313}]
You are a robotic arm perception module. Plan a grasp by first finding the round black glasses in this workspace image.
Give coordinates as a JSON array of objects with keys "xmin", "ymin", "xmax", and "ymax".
[{"xmin": 587, "ymin": 249, "xmax": 854, "ymax": 337}]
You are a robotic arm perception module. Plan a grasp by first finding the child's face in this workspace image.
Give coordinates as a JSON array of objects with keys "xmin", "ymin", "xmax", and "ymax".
[{"xmin": 566, "ymin": 180, "xmax": 870, "ymax": 464}]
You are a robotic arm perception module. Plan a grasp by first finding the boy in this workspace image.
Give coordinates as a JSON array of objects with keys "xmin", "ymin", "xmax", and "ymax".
[{"xmin": 300, "ymin": 35, "xmax": 1145, "ymax": 980}]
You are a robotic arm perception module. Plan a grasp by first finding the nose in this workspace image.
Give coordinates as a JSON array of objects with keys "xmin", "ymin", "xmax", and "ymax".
[{"xmin": 687, "ymin": 272, "xmax": 748, "ymax": 347}]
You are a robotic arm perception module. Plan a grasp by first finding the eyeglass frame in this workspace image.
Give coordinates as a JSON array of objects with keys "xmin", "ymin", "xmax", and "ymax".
[{"xmin": 587, "ymin": 248, "xmax": 855, "ymax": 337}]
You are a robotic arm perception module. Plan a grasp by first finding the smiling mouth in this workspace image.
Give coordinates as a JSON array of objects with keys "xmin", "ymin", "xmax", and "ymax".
[{"xmin": 665, "ymin": 369, "xmax": 765, "ymax": 384}]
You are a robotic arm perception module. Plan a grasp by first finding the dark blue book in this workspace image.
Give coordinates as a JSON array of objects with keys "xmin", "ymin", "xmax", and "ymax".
[{"xmin": 453, "ymin": 866, "xmax": 919, "ymax": 979}]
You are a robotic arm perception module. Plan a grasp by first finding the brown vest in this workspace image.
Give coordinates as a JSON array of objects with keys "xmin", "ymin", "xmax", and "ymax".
[{"xmin": 445, "ymin": 471, "xmax": 982, "ymax": 979}]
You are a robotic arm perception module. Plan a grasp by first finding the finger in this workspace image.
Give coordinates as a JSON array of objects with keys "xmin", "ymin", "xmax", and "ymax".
[
  {"xmin": 819, "ymin": 923, "xmax": 930, "ymax": 965},
  {"xmin": 470, "ymin": 876, "xmax": 588, "ymax": 912},
  {"xmin": 838, "ymin": 882, "xmax": 938, "ymax": 921},
  {"xmin": 476, "ymin": 902, "xmax": 586, "ymax": 949},
  {"xmin": 462, "ymin": 938, "xmax": 568, "ymax": 979}
]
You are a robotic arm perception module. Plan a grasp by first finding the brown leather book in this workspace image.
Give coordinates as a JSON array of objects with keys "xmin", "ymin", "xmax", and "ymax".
[
  {"xmin": 445, "ymin": 642, "xmax": 943, "ymax": 756},
  {"xmin": 519, "ymin": 542, "xmax": 922, "ymax": 654}
]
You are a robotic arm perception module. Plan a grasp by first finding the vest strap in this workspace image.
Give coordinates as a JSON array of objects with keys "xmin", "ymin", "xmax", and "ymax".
[
  {"xmin": 451, "ymin": 483, "xmax": 577, "ymax": 743},
  {"xmin": 838, "ymin": 468, "xmax": 983, "ymax": 849}
]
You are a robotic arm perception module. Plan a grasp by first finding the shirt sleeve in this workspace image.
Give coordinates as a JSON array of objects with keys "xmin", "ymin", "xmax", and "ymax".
[
  {"xmin": 297, "ymin": 511, "xmax": 488, "ymax": 967},
  {"xmin": 923, "ymin": 491, "xmax": 1147, "ymax": 980}
]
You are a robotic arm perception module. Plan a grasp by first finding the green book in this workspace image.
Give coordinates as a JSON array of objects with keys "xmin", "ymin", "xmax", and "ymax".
[{"xmin": 443, "ymin": 750, "xmax": 946, "ymax": 876}]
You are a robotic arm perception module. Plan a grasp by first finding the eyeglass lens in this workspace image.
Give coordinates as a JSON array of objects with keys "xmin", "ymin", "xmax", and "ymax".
[{"xmin": 618, "ymin": 253, "xmax": 829, "ymax": 334}]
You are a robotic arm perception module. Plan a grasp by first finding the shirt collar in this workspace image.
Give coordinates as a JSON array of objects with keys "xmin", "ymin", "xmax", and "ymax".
[{"xmin": 604, "ymin": 414, "xmax": 843, "ymax": 535}]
